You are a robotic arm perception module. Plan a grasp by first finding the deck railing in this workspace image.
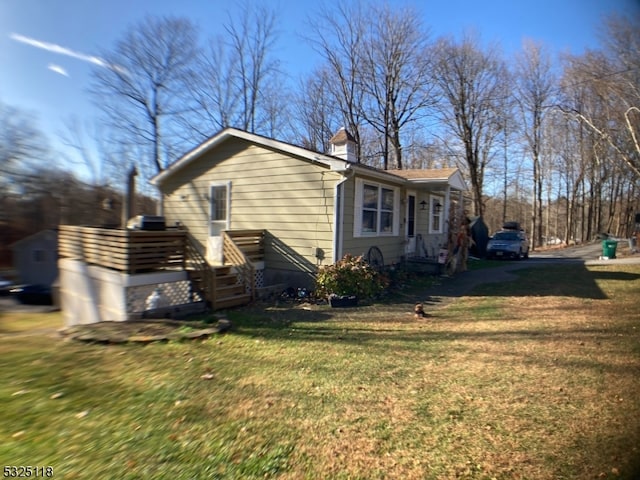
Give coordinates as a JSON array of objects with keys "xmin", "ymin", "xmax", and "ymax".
[
  {"xmin": 59, "ymin": 225, "xmax": 266, "ymax": 308},
  {"xmin": 58, "ymin": 225, "xmax": 187, "ymax": 274},
  {"xmin": 222, "ymin": 231, "xmax": 257, "ymax": 300},
  {"xmin": 182, "ymin": 231, "xmax": 216, "ymax": 308},
  {"xmin": 225, "ymin": 230, "xmax": 265, "ymax": 262}
]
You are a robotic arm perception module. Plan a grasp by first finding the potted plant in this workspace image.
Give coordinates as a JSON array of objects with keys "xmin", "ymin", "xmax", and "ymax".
[{"xmin": 315, "ymin": 254, "xmax": 387, "ymax": 307}]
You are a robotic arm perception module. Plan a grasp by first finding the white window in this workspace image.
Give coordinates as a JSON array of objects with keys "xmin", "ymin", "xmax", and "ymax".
[
  {"xmin": 210, "ymin": 185, "xmax": 227, "ymax": 222},
  {"xmin": 354, "ymin": 179, "xmax": 400, "ymax": 237},
  {"xmin": 209, "ymin": 182, "xmax": 231, "ymax": 236},
  {"xmin": 429, "ymin": 196, "xmax": 444, "ymax": 234}
]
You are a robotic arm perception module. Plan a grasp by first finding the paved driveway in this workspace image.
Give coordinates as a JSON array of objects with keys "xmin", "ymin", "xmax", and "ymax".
[
  {"xmin": 424, "ymin": 242, "xmax": 640, "ymax": 306},
  {"xmin": 531, "ymin": 241, "xmax": 640, "ymax": 265},
  {"xmin": 0, "ymin": 295, "xmax": 58, "ymax": 314}
]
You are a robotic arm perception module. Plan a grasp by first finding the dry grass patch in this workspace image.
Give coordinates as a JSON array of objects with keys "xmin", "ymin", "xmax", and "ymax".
[
  {"xmin": 1, "ymin": 264, "xmax": 639, "ymax": 479},
  {"xmin": 421, "ymin": 265, "xmax": 640, "ymax": 479},
  {"xmin": 0, "ymin": 310, "xmax": 62, "ymax": 334}
]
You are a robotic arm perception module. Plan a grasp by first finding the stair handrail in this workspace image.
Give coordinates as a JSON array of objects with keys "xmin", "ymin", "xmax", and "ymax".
[
  {"xmin": 182, "ymin": 230, "xmax": 216, "ymax": 309},
  {"xmin": 222, "ymin": 231, "xmax": 256, "ymax": 300}
]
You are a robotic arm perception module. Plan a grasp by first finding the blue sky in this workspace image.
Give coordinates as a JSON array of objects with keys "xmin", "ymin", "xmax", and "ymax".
[{"xmin": 1, "ymin": 0, "xmax": 639, "ymax": 174}]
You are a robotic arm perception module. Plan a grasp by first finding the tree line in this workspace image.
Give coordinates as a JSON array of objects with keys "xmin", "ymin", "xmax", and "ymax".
[{"xmin": 2, "ymin": 1, "xmax": 639, "ymax": 251}]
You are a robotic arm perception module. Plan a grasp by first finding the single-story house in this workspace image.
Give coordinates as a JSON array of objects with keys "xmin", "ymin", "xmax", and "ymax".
[
  {"xmin": 150, "ymin": 127, "xmax": 468, "ymax": 289},
  {"xmin": 11, "ymin": 229, "xmax": 58, "ymax": 286}
]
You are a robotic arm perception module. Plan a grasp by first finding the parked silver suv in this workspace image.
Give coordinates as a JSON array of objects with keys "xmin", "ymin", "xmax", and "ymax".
[{"xmin": 486, "ymin": 228, "xmax": 530, "ymax": 260}]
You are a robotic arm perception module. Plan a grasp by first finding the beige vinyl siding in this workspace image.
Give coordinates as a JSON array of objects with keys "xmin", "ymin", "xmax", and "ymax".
[
  {"xmin": 341, "ymin": 174, "xmax": 406, "ymax": 265},
  {"xmin": 160, "ymin": 138, "xmax": 340, "ymax": 276}
]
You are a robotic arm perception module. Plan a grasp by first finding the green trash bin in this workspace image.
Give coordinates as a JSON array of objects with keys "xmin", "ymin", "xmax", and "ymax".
[{"xmin": 602, "ymin": 239, "xmax": 618, "ymax": 259}]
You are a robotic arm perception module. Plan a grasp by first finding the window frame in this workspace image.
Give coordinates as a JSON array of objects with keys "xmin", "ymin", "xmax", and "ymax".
[
  {"xmin": 209, "ymin": 181, "xmax": 231, "ymax": 236},
  {"xmin": 354, "ymin": 179, "xmax": 400, "ymax": 237},
  {"xmin": 428, "ymin": 195, "xmax": 444, "ymax": 234}
]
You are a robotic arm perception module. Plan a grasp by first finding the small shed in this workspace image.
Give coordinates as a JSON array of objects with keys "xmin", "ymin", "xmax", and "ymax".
[{"xmin": 11, "ymin": 229, "xmax": 58, "ymax": 286}]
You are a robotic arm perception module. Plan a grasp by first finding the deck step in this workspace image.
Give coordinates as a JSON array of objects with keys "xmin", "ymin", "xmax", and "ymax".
[
  {"xmin": 215, "ymin": 273, "xmax": 239, "ymax": 286},
  {"xmin": 214, "ymin": 265, "xmax": 234, "ymax": 275},
  {"xmin": 215, "ymin": 294, "xmax": 251, "ymax": 310},
  {"xmin": 187, "ymin": 267, "xmax": 251, "ymax": 310},
  {"xmin": 216, "ymin": 283, "xmax": 246, "ymax": 297}
]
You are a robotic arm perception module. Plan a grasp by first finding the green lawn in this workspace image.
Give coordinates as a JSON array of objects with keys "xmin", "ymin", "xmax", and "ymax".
[{"xmin": 1, "ymin": 264, "xmax": 639, "ymax": 479}]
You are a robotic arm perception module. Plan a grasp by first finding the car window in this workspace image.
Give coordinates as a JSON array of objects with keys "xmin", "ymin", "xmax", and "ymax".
[{"xmin": 493, "ymin": 232, "xmax": 519, "ymax": 240}]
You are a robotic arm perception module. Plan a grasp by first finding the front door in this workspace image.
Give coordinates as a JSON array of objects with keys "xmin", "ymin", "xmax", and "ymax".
[
  {"xmin": 208, "ymin": 182, "xmax": 230, "ymax": 264},
  {"xmin": 405, "ymin": 192, "xmax": 417, "ymax": 256}
]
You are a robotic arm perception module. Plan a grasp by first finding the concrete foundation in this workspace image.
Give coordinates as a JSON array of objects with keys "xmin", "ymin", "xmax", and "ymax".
[{"xmin": 59, "ymin": 258, "xmax": 193, "ymax": 326}]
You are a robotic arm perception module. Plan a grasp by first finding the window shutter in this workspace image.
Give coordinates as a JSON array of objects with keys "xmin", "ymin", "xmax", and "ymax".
[
  {"xmin": 393, "ymin": 189, "xmax": 400, "ymax": 236},
  {"xmin": 354, "ymin": 179, "xmax": 363, "ymax": 237}
]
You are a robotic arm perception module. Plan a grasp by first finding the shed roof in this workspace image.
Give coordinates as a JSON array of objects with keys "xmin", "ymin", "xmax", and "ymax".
[{"xmin": 11, "ymin": 229, "xmax": 57, "ymax": 250}]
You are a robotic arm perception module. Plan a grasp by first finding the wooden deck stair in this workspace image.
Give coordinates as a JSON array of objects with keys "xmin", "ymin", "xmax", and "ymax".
[
  {"xmin": 184, "ymin": 231, "xmax": 258, "ymax": 310},
  {"xmin": 211, "ymin": 266, "xmax": 251, "ymax": 310}
]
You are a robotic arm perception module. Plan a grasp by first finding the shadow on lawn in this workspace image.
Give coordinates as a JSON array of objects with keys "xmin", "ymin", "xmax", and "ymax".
[
  {"xmin": 227, "ymin": 262, "xmax": 640, "ymax": 343},
  {"xmin": 226, "ymin": 262, "xmax": 640, "ymax": 346},
  {"xmin": 439, "ymin": 262, "xmax": 640, "ymax": 300}
]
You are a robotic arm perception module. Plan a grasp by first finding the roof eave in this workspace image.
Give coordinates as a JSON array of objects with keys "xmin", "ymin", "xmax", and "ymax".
[
  {"xmin": 350, "ymin": 165, "xmax": 410, "ymax": 184},
  {"xmin": 150, "ymin": 128, "xmax": 348, "ymax": 186},
  {"xmin": 405, "ymin": 176, "xmax": 467, "ymax": 192}
]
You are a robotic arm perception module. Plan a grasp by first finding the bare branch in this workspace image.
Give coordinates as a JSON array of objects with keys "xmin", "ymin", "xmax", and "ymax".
[{"xmin": 89, "ymin": 16, "xmax": 200, "ymax": 175}]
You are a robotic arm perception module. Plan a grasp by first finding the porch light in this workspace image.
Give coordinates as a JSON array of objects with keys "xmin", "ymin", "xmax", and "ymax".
[
  {"xmin": 433, "ymin": 201, "xmax": 443, "ymax": 214},
  {"xmin": 419, "ymin": 200, "xmax": 427, "ymax": 210}
]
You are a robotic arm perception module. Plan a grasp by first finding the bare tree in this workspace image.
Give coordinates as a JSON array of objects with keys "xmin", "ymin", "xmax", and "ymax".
[
  {"xmin": 189, "ymin": 37, "xmax": 239, "ymax": 137},
  {"xmin": 359, "ymin": 3, "xmax": 435, "ymax": 169},
  {"xmin": 58, "ymin": 116, "xmax": 115, "ymax": 187},
  {"xmin": 293, "ymin": 68, "xmax": 342, "ymax": 152},
  {"xmin": 560, "ymin": 14, "xmax": 640, "ymax": 179},
  {"xmin": 0, "ymin": 100, "xmax": 49, "ymax": 188},
  {"xmin": 189, "ymin": 3, "xmax": 283, "ymax": 138},
  {"xmin": 0, "ymin": 100, "xmax": 50, "ymax": 263},
  {"xmin": 432, "ymin": 33, "xmax": 508, "ymax": 217},
  {"xmin": 304, "ymin": 1, "xmax": 367, "ymax": 161},
  {"xmin": 259, "ymin": 81, "xmax": 291, "ymax": 139},
  {"xmin": 226, "ymin": 3, "xmax": 280, "ymax": 134},
  {"xmin": 305, "ymin": 2, "xmax": 436, "ymax": 168},
  {"xmin": 595, "ymin": 14, "xmax": 640, "ymax": 178},
  {"xmin": 90, "ymin": 16, "xmax": 200, "ymax": 175},
  {"xmin": 514, "ymin": 39, "xmax": 556, "ymax": 249}
]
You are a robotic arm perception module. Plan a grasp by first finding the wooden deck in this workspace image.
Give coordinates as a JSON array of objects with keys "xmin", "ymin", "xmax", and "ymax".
[
  {"xmin": 58, "ymin": 225, "xmax": 187, "ymax": 274},
  {"xmin": 58, "ymin": 225, "xmax": 266, "ymax": 311}
]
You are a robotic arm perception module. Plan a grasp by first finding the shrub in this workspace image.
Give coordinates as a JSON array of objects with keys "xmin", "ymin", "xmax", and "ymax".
[{"xmin": 315, "ymin": 254, "xmax": 387, "ymax": 299}]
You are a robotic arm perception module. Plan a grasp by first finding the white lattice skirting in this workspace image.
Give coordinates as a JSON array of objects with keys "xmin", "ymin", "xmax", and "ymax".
[
  {"xmin": 127, "ymin": 280, "xmax": 204, "ymax": 314},
  {"xmin": 60, "ymin": 259, "xmax": 205, "ymax": 325},
  {"xmin": 254, "ymin": 266, "xmax": 264, "ymax": 289}
]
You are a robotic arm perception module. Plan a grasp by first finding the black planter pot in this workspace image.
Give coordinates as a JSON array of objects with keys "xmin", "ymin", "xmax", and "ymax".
[{"xmin": 329, "ymin": 295, "xmax": 358, "ymax": 308}]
